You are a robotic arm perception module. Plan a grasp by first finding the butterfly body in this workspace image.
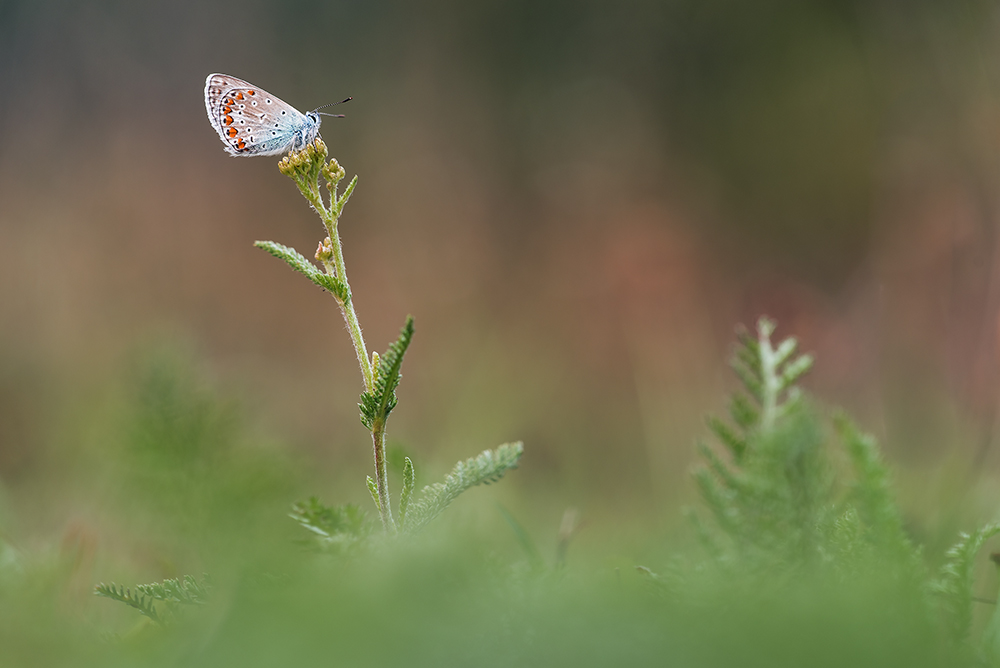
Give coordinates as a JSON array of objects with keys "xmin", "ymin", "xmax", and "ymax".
[{"xmin": 204, "ymin": 73, "xmax": 321, "ymax": 156}]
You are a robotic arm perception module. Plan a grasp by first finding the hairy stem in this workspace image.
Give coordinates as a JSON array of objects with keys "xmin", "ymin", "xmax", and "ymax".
[
  {"xmin": 325, "ymin": 216, "xmax": 373, "ymax": 393},
  {"xmin": 371, "ymin": 419, "xmax": 395, "ymax": 532},
  {"xmin": 318, "ymin": 178, "xmax": 389, "ymax": 528}
]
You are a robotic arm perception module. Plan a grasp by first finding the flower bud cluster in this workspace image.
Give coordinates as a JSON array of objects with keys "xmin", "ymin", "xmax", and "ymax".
[
  {"xmin": 322, "ymin": 158, "xmax": 347, "ymax": 189},
  {"xmin": 278, "ymin": 139, "xmax": 329, "ymax": 180}
]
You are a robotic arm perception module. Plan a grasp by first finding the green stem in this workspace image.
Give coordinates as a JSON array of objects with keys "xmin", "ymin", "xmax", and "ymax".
[
  {"xmin": 757, "ymin": 319, "xmax": 780, "ymax": 433},
  {"xmin": 325, "ymin": 218, "xmax": 373, "ymax": 392},
  {"xmin": 318, "ymin": 177, "xmax": 391, "ymax": 528},
  {"xmin": 289, "ymin": 155, "xmax": 393, "ymax": 529},
  {"xmin": 371, "ymin": 419, "xmax": 396, "ymax": 532}
]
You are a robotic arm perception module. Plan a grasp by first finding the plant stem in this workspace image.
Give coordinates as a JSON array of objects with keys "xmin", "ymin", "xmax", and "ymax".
[
  {"xmin": 319, "ymin": 181, "xmax": 394, "ymax": 529},
  {"xmin": 757, "ymin": 319, "xmax": 779, "ymax": 433},
  {"xmin": 325, "ymin": 216, "xmax": 373, "ymax": 393},
  {"xmin": 371, "ymin": 419, "xmax": 396, "ymax": 532}
]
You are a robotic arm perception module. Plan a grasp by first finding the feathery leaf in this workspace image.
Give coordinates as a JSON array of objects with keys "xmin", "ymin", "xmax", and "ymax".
[
  {"xmin": 404, "ymin": 442, "xmax": 523, "ymax": 532},
  {"xmin": 933, "ymin": 523, "xmax": 1000, "ymax": 645},
  {"xmin": 254, "ymin": 240, "xmax": 349, "ymax": 301},
  {"xmin": 359, "ymin": 316, "xmax": 415, "ymax": 430},
  {"xmin": 399, "ymin": 457, "xmax": 415, "ymax": 526},
  {"xmin": 94, "ymin": 582, "xmax": 161, "ymax": 623}
]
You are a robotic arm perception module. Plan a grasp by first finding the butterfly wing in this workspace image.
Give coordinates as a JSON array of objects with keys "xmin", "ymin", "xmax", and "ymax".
[{"xmin": 204, "ymin": 73, "xmax": 317, "ymax": 157}]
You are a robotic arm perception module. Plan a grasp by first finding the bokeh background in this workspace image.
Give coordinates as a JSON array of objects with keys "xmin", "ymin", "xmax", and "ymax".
[{"xmin": 5, "ymin": 0, "xmax": 1000, "ymax": 590}]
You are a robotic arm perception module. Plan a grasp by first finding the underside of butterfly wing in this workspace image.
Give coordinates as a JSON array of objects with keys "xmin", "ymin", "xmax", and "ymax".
[{"xmin": 204, "ymin": 73, "xmax": 319, "ymax": 157}]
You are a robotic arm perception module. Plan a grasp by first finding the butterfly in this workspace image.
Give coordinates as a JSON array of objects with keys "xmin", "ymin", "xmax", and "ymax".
[{"xmin": 204, "ymin": 73, "xmax": 349, "ymax": 156}]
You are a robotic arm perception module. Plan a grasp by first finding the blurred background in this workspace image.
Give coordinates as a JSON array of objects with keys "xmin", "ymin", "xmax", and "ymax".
[{"xmin": 4, "ymin": 0, "xmax": 1000, "ymax": 583}]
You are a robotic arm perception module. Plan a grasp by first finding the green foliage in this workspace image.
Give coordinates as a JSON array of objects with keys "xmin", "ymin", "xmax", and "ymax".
[
  {"xmin": 118, "ymin": 349, "xmax": 294, "ymax": 548},
  {"xmin": 359, "ymin": 316, "xmax": 415, "ymax": 431},
  {"xmin": 694, "ymin": 318, "xmax": 830, "ymax": 566},
  {"xmin": 836, "ymin": 414, "xmax": 914, "ymax": 560},
  {"xmin": 253, "ymin": 240, "xmax": 349, "ymax": 301},
  {"xmin": 398, "ymin": 456, "xmax": 415, "ymax": 526},
  {"xmin": 94, "ymin": 582, "xmax": 161, "ymax": 623},
  {"xmin": 290, "ymin": 497, "xmax": 372, "ymax": 551},
  {"xmin": 94, "ymin": 575, "xmax": 209, "ymax": 625},
  {"xmin": 404, "ymin": 442, "xmax": 524, "ymax": 532},
  {"xmin": 691, "ymin": 317, "xmax": 923, "ymax": 581},
  {"xmin": 932, "ymin": 523, "xmax": 1000, "ymax": 646},
  {"xmin": 366, "ymin": 476, "xmax": 380, "ymax": 512}
]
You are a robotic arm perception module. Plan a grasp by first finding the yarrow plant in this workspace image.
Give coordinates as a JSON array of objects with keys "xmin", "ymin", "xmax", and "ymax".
[
  {"xmin": 95, "ymin": 138, "xmax": 522, "ymax": 617},
  {"xmin": 254, "ymin": 139, "xmax": 522, "ymax": 536}
]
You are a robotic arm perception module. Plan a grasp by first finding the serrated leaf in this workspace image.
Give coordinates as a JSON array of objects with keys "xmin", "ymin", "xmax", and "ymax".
[
  {"xmin": 404, "ymin": 442, "xmax": 523, "ymax": 532},
  {"xmin": 359, "ymin": 316, "xmax": 415, "ymax": 430},
  {"xmin": 773, "ymin": 337, "xmax": 798, "ymax": 367},
  {"xmin": 95, "ymin": 582, "xmax": 161, "ymax": 623},
  {"xmin": 399, "ymin": 457, "xmax": 415, "ymax": 525},
  {"xmin": 135, "ymin": 575, "xmax": 210, "ymax": 606},
  {"xmin": 729, "ymin": 393, "xmax": 759, "ymax": 430},
  {"xmin": 779, "ymin": 354, "xmax": 814, "ymax": 393},
  {"xmin": 706, "ymin": 416, "xmax": 747, "ymax": 461},
  {"xmin": 934, "ymin": 523, "xmax": 1000, "ymax": 645},
  {"xmin": 254, "ymin": 240, "xmax": 349, "ymax": 301},
  {"xmin": 367, "ymin": 476, "xmax": 380, "ymax": 512},
  {"xmin": 696, "ymin": 440, "xmax": 742, "ymax": 493},
  {"xmin": 730, "ymin": 360, "xmax": 764, "ymax": 403}
]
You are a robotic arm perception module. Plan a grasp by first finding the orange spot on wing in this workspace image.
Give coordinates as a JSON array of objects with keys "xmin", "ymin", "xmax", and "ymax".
[
  {"xmin": 235, "ymin": 92, "xmax": 244, "ymax": 100},
  {"xmin": 225, "ymin": 98, "xmax": 234, "ymax": 105},
  {"xmin": 227, "ymin": 127, "xmax": 238, "ymax": 138},
  {"xmin": 223, "ymin": 106, "xmax": 232, "ymax": 113},
  {"xmin": 237, "ymin": 140, "xmax": 246, "ymax": 149},
  {"xmin": 223, "ymin": 116, "xmax": 233, "ymax": 125},
  {"xmin": 248, "ymin": 90, "xmax": 255, "ymax": 95}
]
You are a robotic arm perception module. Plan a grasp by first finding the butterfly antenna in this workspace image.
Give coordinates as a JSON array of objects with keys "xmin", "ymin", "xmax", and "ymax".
[{"xmin": 314, "ymin": 97, "xmax": 352, "ymax": 116}]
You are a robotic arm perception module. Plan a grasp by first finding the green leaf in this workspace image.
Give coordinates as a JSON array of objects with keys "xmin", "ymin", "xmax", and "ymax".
[
  {"xmin": 94, "ymin": 575, "xmax": 210, "ymax": 624},
  {"xmin": 730, "ymin": 359, "xmax": 764, "ymax": 404},
  {"xmin": 254, "ymin": 240, "xmax": 349, "ymax": 301},
  {"xmin": 779, "ymin": 354, "xmax": 814, "ymax": 393},
  {"xmin": 404, "ymin": 442, "xmax": 524, "ymax": 532},
  {"xmin": 290, "ymin": 497, "xmax": 370, "ymax": 551},
  {"xmin": 94, "ymin": 582, "xmax": 161, "ymax": 623},
  {"xmin": 835, "ymin": 414, "xmax": 910, "ymax": 556},
  {"xmin": 399, "ymin": 457, "xmax": 415, "ymax": 525},
  {"xmin": 135, "ymin": 575, "xmax": 210, "ymax": 606},
  {"xmin": 359, "ymin": 316, "xmax": 415, "ymax": 430},
  {"xmin": 729, "ymin": 393, "xmax": 758, "ymax": 430},
  {"xmin": 933, "ymin": 523, "xmax": 1000, "ymax": 645},
  {"xmin": 333, "ymin": 175, "xmax": 358, "ymax": 218},
  {"xmin": 366, "ymin": 476, "xmax": 380, "ymax": 512},
  {"xmin": 772, "ymin": 337, "xmax": 799, "ymax": 367},
  {"xmin": 706, "ymin": 416, "xmax": 747, "ymax": 461}
]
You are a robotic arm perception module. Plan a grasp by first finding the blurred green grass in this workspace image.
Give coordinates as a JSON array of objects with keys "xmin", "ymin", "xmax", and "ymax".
[{"xmin": 0, "ymin": 340, "xmax": 988, "ymax": 667}]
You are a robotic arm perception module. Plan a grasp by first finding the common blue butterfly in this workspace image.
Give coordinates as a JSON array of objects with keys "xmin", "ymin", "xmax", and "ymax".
[{"xmin": 204, "ymin": 74, "xmax": 347, "ymax": 157}]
